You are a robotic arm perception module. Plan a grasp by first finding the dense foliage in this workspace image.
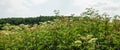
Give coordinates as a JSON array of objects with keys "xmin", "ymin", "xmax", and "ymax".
[
  {"xmin": 0, "ymin": 16, "xmax": 57, "ymax": 25},
  {"xmin": 0, "ymin": 16, "xmax": 58, "ymax": 30},
  {"xmin": 0, "ymin": 8, "xmax": 120, "ymax": 50}
]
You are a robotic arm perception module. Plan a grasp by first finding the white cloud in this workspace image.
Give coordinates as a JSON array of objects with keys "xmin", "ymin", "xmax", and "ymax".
[
  {"xmin": 0, "ymin": 0, "xmax": 48, "ymax": 17},
  {"xmin": 30, "ymin": 0, "xmax": 48, "ymax": 5},
  {"xmin": 0, "ymin": 0, "xmax": 120, "ymax": 18},
  {"xmin": 73, "ymin": 0, "xmax": 95, "ymax": 7},
  {"xmin": 72, "ymin": 0, "xmax": 120, "ymax": 16}
]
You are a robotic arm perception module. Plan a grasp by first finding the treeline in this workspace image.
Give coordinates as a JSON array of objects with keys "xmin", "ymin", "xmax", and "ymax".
[
  {"xmin": 0, "ymin": 16, "xmax": 57, "ymax": 25},
  {"xmin": 0, "ymin": 16, "xmax": 73, "ymax": 30},
  {"xmin": 0, "ymin": 16, "xmax": 59, "ymax": 30}
]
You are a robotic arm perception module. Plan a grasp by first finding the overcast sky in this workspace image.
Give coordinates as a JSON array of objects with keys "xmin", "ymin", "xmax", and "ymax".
[{"xmin": 0, "ymin": 0, "xmax": 120, "ymax": 18}]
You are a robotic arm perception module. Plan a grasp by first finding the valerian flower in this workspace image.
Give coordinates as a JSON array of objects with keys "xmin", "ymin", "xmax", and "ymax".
[
  {"xmin": 80, "ymin": 36, "xmax": 86, "ymax": 40},
  {"xmin": 47, "ymin": 21, "xmax": 51, "ymax": 23},
  {"xmin": 86, "ymin": 35, "xmax": 93, "ymax": 39},
  {"xmin": 88, "ymin": 38, "xmax": 97, "ymax": 43},
  {"xmin": 73, "ymin": 40, "xmax": 82, "ymax": 47},
  {"xmin": 5, "ymin": 33, "xmax": 9, "ymax": 35},
  {"xmin": 74, "ymin": 40, "xmax": 82, "ymax": 44}
]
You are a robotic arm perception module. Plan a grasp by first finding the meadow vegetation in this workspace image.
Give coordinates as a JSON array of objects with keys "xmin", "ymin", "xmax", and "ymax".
[{"xmin": 0, "ymin": 8, "xmax": 120, "ymax": 50}]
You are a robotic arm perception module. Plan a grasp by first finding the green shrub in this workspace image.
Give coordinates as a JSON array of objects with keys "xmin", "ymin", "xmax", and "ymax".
[{"xmin": 0, "ymin": 8, "xmax": 120, "ymax": 50}]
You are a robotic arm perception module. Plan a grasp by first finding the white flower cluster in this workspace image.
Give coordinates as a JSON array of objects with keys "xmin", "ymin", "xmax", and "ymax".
[
  {"xmin": 88, "ymin": 38, "xmax": 97, "ymax": 43},
  {"xmin": 74, "ymin": 40, "xmax": 82, "ymax": 44}
]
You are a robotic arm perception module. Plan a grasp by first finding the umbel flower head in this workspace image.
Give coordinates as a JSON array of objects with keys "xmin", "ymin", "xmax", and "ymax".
[
  {"xmin": 88, "ymin": 38, "xmax": 97, "ymax": 43},
  {"xmin": 73, "ymin": 40, "xmax": 82, "ymax": 47},
  {"xmin": 80, "ymin": 34, "xmax": 93, "ymax": 40},
  {"xmin": 74, "ymin": 40, "xmax": 82, "ymax": 44}
]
